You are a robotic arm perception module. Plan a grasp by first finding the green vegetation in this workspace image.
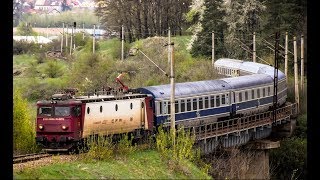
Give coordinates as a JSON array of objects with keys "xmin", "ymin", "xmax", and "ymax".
[
  {"xmin": 16, "ymin": 22, "xmax": 38, "ymax": 36},
  {"xmin": 13, "ymin": 89, "xmax": 39, "ymax": 154},
  {"xmin": 270, "ymin": 113, "xmax": 307, "ymax": 179},
  {"xmin": 14, "ymin": 150, "xmax": 211, "ymax": 179}
]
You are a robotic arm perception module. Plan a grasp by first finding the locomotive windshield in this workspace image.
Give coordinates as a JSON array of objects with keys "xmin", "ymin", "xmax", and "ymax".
[
  {"xmin": 38, "ymin": 106, "xmax": 72, "ymax": 117},
  {"xmin": 55, "ymin": 107, "xmax": 71, "ymax": 117}
]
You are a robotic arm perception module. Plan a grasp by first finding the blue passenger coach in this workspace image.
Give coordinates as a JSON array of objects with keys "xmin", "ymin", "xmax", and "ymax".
[{"xmin": 138, "ymin": 58, "xmax": 287, "ymax": 128}]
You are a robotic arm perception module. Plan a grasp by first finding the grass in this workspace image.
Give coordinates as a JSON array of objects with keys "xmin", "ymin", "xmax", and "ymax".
[{"xmin": 14, "ymin": 150, "xmax": 211, "ymax": 179}]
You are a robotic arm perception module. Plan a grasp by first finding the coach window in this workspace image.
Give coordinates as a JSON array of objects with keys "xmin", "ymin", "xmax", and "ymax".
[
  {"xmin": 175, "ymin": 101, "xmax": 179, "ymax": 113},
  {"xmin": 87, "ymin": 107, "xmax": 90, "ymax": 114},
  {"xmin": 251, "ymin": 89, "xmax": 254, "ymax": 99},
  {"xmin": 268, "ymin": 87, "xmax": 271, "ymax": 96},
  {"xmin": 216, "ymin": 95, "xmax": 220, "ymax": 107},
  {"xmin": 199, "ymin": 97, "xmax": 203, "ymax": 109},
  {"xmin": 210, "ymin": 96, "xmax": 215, "ymax": 107},
  {"xmin": 245, "ymin": 91, "xmax": 248, "ymax": 101},
  {"xmin": 181, "ymin": 99, "xmax": 185, "ymax": 112},
  {"xmin": 167, "ymin": 102, "xmax": 171, "ymax": 114},
  {"xmin": 239, "ymin": 92, "xmax": 242, "ymax": 102},
  {"xmin": 204, "ymin": 97, "xmax": 209, "ymax": 109},
  {"xmin": 221, "ymin": 94, "xmax": 225, "ymax": 105},
  {"xmin": 192, "ymin": 98, "xmax": 197, "ymax": 110},
  {"xmin": 115, "ymin": 104, "xmax": 118, "ymax": 111},
  {"xmin": 159, "ymin": 102, "xmax": 163, "ymax": 115},
  {"xmin": 100, "ymin": 106, "xmax": 103, "ymax": 113},
  {"xmin": 226, "ymin": 94, "xmax": 229, "ymax": 104},
  {"xmin": 262, "ymin": 88, "xmax": 266, "ymax": 97},
  {"xmin": 257, "ymin": 89, "xmax": 260, "ymax": 98},
  {"xmin": 187, "ymin": 99, "xmax": 191, "ymax": 111}
]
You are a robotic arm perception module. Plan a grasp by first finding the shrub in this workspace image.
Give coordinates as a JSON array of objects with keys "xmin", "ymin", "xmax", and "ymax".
[
  {"xmin": 13, "ymin": 89, "xmax": 38, "ymax": 154},
  {"xmin": 115, "ymin": 133, "xmax": 136, "ymax": 157},
  {"xmin": 80, "ymin": 135, "xmax": 114, "ymax": 161},
  {"xmin": 155, "ymin": 125, "xmax": 199, "ymax": 162},
  {"xmin": 43, "ymin": 60, "xmax": 65, "ymax": 78},
  {"xmin": 270, "ymin": 137, "xmax": 307, "ymax": 180}
]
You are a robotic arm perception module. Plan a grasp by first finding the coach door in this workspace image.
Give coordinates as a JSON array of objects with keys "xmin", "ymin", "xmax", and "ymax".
[
  {"xmin": 230, "ymin": 91, "xmax": 237, "ymax": 117},
  {"xmin": 140, "ymin": 100, "xmax": 145, "ymax": 129}
]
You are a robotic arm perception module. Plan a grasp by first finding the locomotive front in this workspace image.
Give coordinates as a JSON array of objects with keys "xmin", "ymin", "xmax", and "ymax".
[{"xmin": 35, "ymin": 94, "xmax": 83, "ymax": 151}]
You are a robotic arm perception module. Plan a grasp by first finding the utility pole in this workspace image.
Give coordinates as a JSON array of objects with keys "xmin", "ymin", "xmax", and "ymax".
[
  {"xmin": 61, "ymin": 22, "xmax": 64, "ymax": 53},
  {"xmin": 285, "ymin": 32, "xmax": 288, "ymax": 82},
  {"xmin": 169, "ymin": 40, "xmax": 175, "ymax": 149},
  {"xmin": 70, "ymin": 25, "xmax": 73, "ymax": 55},
  {"xmin": 273, "ymin": 32, "xmax": 280, "ymax": 125},
  {"xmin": 253, "ymin": 32, "xmax": 256, "ymax": 62},
  {"xmin": 294, "ymin": 36, "xmax": 300, "ymax": 112},
  {"xmin": 301, "ymin": 34, "xmax": 304, "ymax": 92},
  {"xmin": 65, "ymin": 24, "xmax": 68, "ymax": 51},
  {"xmin": 93, "ymin": 24, "xmax": 96, "ymax": 53},
  {"xmin": 168, "ymin": 27, "xmax": 171, "ymax": 64},
  {"xmin": 73, "ymin": 22, "xmax": 76, "ymax": 50},
  {"xmin": 212, "ymin": 32, "xmax": 215, "ymax": 67},
  {"xmin": 121, "ymin": 25, "xmax": 124, "ymax": 60}
]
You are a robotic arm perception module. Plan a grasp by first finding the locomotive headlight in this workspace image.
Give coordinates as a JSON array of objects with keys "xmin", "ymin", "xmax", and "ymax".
[
  {"xmin": 38, "ymin": 124, "xmax": 44, "ymax": 130},
  {"xmin": 62, "ymin": 125, "xmax": 68, "ymax": 130}
]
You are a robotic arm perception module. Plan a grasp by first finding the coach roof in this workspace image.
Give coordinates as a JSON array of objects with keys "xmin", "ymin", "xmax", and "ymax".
[{"xmin": 138, "ymin": 79, "xmax": 231, "ymax": 100}]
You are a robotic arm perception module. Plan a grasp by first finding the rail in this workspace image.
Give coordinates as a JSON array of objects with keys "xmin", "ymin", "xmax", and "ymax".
[
  {"xmin": 13, "ymin": 152, "xmax": 52, "ymax": 164},
  {"xmin": 192, "ymin": 103, "xmax": 297, "ymax": 140}
]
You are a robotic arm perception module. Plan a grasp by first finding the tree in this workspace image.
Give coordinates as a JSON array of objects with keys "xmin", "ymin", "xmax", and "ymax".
[
  {"xmin": 16, "ymin": 22, "xmax": 38, "ymax": 36},
  {"xmin": 94, "ymin": 0, "xmax": 191, "ymax": 42},
  {"xmin": 13, "ymin": 89, "xmax": 37, "ymax": 153},
  {"xmin": 189, "ymin": 0, "xmax": 227, "ymax": 58},
  {"xmin": 223, "ymin": 0, "xmax": 266, "ymax": 59}
]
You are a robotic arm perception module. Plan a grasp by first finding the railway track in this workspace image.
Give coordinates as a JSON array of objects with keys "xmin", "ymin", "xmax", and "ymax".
[{"xmin": 13, "ymin": 152, "xmax": 52, "ymax": 164}]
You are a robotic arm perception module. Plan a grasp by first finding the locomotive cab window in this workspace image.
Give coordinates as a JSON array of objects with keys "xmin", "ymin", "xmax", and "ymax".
[
  {"xmin": 39, "ymin": 107, "xmax": 52, "ymax": 116},
  {"xmin": 55, "ymin": 106, "xmax": 70, "ymax": 117},
  {"xmin": 72, "ymin": 106, "xmax": 81, "ymax": 116}
]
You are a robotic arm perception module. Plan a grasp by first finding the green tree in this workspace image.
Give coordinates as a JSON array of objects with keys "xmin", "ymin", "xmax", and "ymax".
[
  {"xmin": 16, "ymin": 22, "xmax": 38, "ymax": 36},
  {"xmin": 189, "ymin": 0, "xmax": 227, "ymax": 58},
  {"xmin": 43, "ymin": 60, "xmax": 65, "ymax": 78},
  {"xmin": 223, "ymin": 0, "xmax": 266, "ymax": 59},
  {"xmin": 13, "ymin": 89, "xmax": 37, "ymax": 154},
  {"xmin": 270, "ymin": 137, "xmax": 307, "ymax": 179}
]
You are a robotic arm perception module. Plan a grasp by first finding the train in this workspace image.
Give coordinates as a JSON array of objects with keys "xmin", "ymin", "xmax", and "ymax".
[{"xmin": 35, "ymin": 58, "xmax": 287, "ymax": 151}]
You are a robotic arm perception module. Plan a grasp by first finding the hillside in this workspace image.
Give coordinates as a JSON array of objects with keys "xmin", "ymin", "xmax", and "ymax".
[{"xmin": 14, "ymin": 150, "xmax": 211, "ymax": 179}]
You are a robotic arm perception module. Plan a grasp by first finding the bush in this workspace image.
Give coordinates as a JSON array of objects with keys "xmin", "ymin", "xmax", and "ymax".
[
  {"xmin": 13, "ymin": 40, "xmax": 41, "ymax": 55},
  {"xmin": 79, "ymin": 133, "xmax": 136, "ymax": 161},
  {"xmin": 115, "ymin": 133, "xmax": 136, "ymax": 157},
  {"xmin": 80, "ymin": 135, "xmax": 114, "ymax": 161},
  {"xmin": 13, "ymin": 89, "xmax": 38, "ymax": 154},
  {"xmin": 43, "ymin": 60, "xmax": 65, "ymax": 78},
  {"xmin": 270, "ymin": 137, "xmax": 307, "ymax": 179},
  {"xmin": 156, "ymin": 126, "xmax": 199, "ymax": 162}
]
